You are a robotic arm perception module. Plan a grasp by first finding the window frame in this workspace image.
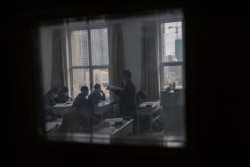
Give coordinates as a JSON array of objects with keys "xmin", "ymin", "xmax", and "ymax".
[
  {"xmin": 159, "ymin": 19, "xmax": 185, "ymax": 90},
  {"xmin": 67, "ymin": 25, "xmax": 110, "ymax": 98}
]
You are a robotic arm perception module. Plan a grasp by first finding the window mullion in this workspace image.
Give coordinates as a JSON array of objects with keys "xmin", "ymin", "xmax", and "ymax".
[{"xmin": 88, "ymin": 27, "xmax": 94, "ymax": 91}]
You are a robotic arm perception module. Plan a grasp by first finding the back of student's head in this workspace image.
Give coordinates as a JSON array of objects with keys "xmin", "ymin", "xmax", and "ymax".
[
  {"xmin": 136, "ymin": 91, "xmax": 147, "ymax": 100},
  {"xmin": 80, "ymin": 86, "xmax": 89, "ymax": 93},
  {"xmin": 61, "ymin": 86, "xmax": 69, "ymax": 92},
  {"xmin": 94, "ymin": 83, "xmax": 101, "ymax": 90},
  {"xmin": 47, "ymin": 87, "xmax": 59, "ymax": 95},
  {"xmin": 122, "ymin": 69, "xmax": 132, "ymax": 78}
]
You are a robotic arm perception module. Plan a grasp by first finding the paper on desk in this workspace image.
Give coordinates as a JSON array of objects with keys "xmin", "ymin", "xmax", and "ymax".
[
  {"xmin": 105, "ymin": 118, "xmax": 123, "ymax": 126},
  {"xmin": 106, "ymin": 85, "xmax": 122, "ymax": 90},
  {"xmin": 53, "ymin": 103, "xmax": 72, "ymax": 107},
  {"xmin": 45, "ymin": 122, "xmax": 58, "ymax": 131}
]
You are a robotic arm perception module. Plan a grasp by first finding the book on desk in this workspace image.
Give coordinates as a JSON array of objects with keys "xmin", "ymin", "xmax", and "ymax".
[{"xmin": 106, "ymin": 85, "xmax": 122, "ymax": 91}]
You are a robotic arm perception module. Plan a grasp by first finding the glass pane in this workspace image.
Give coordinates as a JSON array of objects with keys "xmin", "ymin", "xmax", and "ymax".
[
  {"xmin": 161, "ymin": 22, "xmax": 183, "ymax": 62},
  {"xmin": 72, "ymin": 69, "xmax": 90, "ymax": 98},
  {"xmin": 93, "ymin": 69, "xmax": 110, "ymax": 100},
  {"xmin": 163, "ymin": 66, "xmax": 183, "ymax": 89},
  {"xmin": 90, "ymin": 28, "xmax": 109, "ymax": 65},
  {"xmin": 71, "ymin": 30, "xmax": 89, "ymax": 66}
]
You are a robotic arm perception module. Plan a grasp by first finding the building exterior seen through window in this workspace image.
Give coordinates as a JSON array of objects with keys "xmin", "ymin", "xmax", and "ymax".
[
  {"xmin": 70, "ymin": 28, "xmax": 110, "ymax": 99},
  {"xmin": 160, "ymin": 21, "xmax": 184, "ymax": 90}
]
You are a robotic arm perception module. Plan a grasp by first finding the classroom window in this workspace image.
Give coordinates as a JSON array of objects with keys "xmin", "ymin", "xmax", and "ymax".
[
  {"xmin": 160, "ymin": 21, "xmax": 184, "ymax": 90},
  {"xmin": 69, "ymin": 27, "xmax": 110, "ymax": 99}
]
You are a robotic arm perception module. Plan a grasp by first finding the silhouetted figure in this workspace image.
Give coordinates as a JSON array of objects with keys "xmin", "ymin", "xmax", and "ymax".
[
  {"xmin": 43, "ymin": 87, "xmax": 59, "ymax": 122},
  {"xmin": 110, "ymin": 70, "xmax": 137, "ymax": 134},
  {"xmin": 136, "ymin": 90, "xmax": 147, "ymax": 106},
  {"xmin": 72, "ymin": 86, "xmax": 89, "ymax": 107},
  {"xmin": 60, "ymin": 99, "xmax": 110, "ymax": 133},
  {"xmin": 55, "ymin": 86, "xmax": 72, "ymax": 103},
  {"xmin": 89, "ymin": 83, "xmax": 106, "ymax": 101}
]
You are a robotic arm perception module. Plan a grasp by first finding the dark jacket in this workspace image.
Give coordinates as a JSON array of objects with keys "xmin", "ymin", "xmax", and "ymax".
[
  {"xmin": 55, "ymin": 92, "xmax": 71, "ymax": 103},
  {"xmin": 60, "ymin": 108, "xmax": 100, "ymax": 133},
  {"xmin": 72, "ymin": 93, "xmax": 87, "ymax": 107},
  {"xmin": 115, "ymin": 79, "xmax": 136, "ymax": 118}
]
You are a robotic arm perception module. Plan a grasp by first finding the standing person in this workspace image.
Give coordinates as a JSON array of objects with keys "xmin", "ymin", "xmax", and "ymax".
[
  {"xmin": 110, "ymin": 70, "xmax": 137, "ymax": 119},
  {"xmin": 72, "ymin": 86, "xmax": 89, "ymax": 107},
  {"xmin": 55, "ymin": 86, "xmax": 72, "ymax": 103}
]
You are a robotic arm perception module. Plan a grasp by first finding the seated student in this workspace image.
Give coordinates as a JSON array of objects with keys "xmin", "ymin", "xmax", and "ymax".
[
  {"xmin": 60, "ymin": 99, "xmax": 110, "ymax": 133},
  {"xmin": 90, "ymin": 83, "xmax": 106, "ymax": 101},
  {"xmin": 43, "ymin": 87, "xmax": 59, "ymax": 122},
  {"xmin": 136, "ymin": 91, "xmax": 147, "ymax": 106},
  {"xmin": 55, "ymin": 86, "xmax": 73, "ymax": 103},
  {"xmin": 72, "ymin": 86, "xmax": 89, "ymax": 107}
]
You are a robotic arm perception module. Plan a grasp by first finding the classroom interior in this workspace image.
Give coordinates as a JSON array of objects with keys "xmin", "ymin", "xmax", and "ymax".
[{"xmin": 38, "ymin": 8, "xmax": 186, "ymax": 148}]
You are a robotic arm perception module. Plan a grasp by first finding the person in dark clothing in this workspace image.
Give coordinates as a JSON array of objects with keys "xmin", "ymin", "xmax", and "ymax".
[
  {"xmin": 136, "ymin": 91, "xmax": 147, "ymax": 106},
  {"xmin": 114, "ymin": 70, "xmax": 136, "ymax": 118},
  {"xmin": 109, "ymin": 70, "xmax": 137, "ymax": 134},
  {"xmin": 72, "ymin": 86, "xmax": 89, "ymax": 107},
  {"xmin": 89, "ymin": 83, "xmax": 106, "ymax": 101},
  {"xmin": 55, "ymin": 86, "xmax": 72, "ymax": 103},
  {"xmin": 60, "ymin": 99, "xmax": 110, "ymax": 133},
  {"xmin": 43, "ymin": 87, "xmax": 59, "ymax": 122}
]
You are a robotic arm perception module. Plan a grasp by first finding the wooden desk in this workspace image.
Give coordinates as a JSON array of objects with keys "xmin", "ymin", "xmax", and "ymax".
[
  {"xmin": 160, "ymin": 91, "xmax": 185, "ymax": 135},
  {"xmin": 136, "ymin": 101, "xmax": 161, "ymax": 135},
  {"xmin": 45, "ymin": 118, "xmax": 63, "ymax": 132},
  {"xmin": 51, "ymin": 103, "xmax": 72, "ymax": 117},
  {"xmin": 94, "ymin": 101, "xmax": 114, "ymax": 120},
  {"xmin": 93, "ymin": 118, "xmax": 134, "ymax": 137}
]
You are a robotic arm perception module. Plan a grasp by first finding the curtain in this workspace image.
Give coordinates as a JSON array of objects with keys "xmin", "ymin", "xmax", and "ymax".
[
  {"xmin": 51, "ymin": 29, "xmax": 67, "ymax": 89},
  {"xmin": 141, "ymin": 21, "xmax": 160, "ymax": 101},
  {"xmin": 108, "ymin": 24, "xmax": 124, "ymax": 101}
]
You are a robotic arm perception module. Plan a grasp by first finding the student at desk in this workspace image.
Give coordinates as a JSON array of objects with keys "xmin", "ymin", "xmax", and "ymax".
[
  {"xmin": 72, "ymin": 86, "xmax": 89, "ymax": 107},
  {"xmin": 55, "ymin": 86, "xmax": 72, "ymax": 103},
  {"xmin": 60, "ymin": 99, "xmax": 110, "ymax": 133},
  {"xmin": 43, "ymin": 87, "xmax": 59, "ymax": 122},
  {"xmin": 90, "ymin": 83, "xmax": 105, "ymax": 101}
]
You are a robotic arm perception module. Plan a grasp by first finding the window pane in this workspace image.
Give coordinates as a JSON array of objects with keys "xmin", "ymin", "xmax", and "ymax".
[
  {"xmin": 161, "ymin": 22, "xmax": 183, "ymax": 62},
  {"xmin": 90, "ymin": 28, "xmax": 109, "ymax": 65},
  {"xmin": 72, "ymin": 69, "xmax": 90, "ymax": 98},
  {"xmin": 71, "ymin": 30, "xmax": 89, "ymax": 66},
  {"xmin": 93, "ymin": 69, "xmax": 110, "ymax": 100},
  {"xmin": 163, "ymin": 66, "xmax": 183, "ymax": 89}
]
